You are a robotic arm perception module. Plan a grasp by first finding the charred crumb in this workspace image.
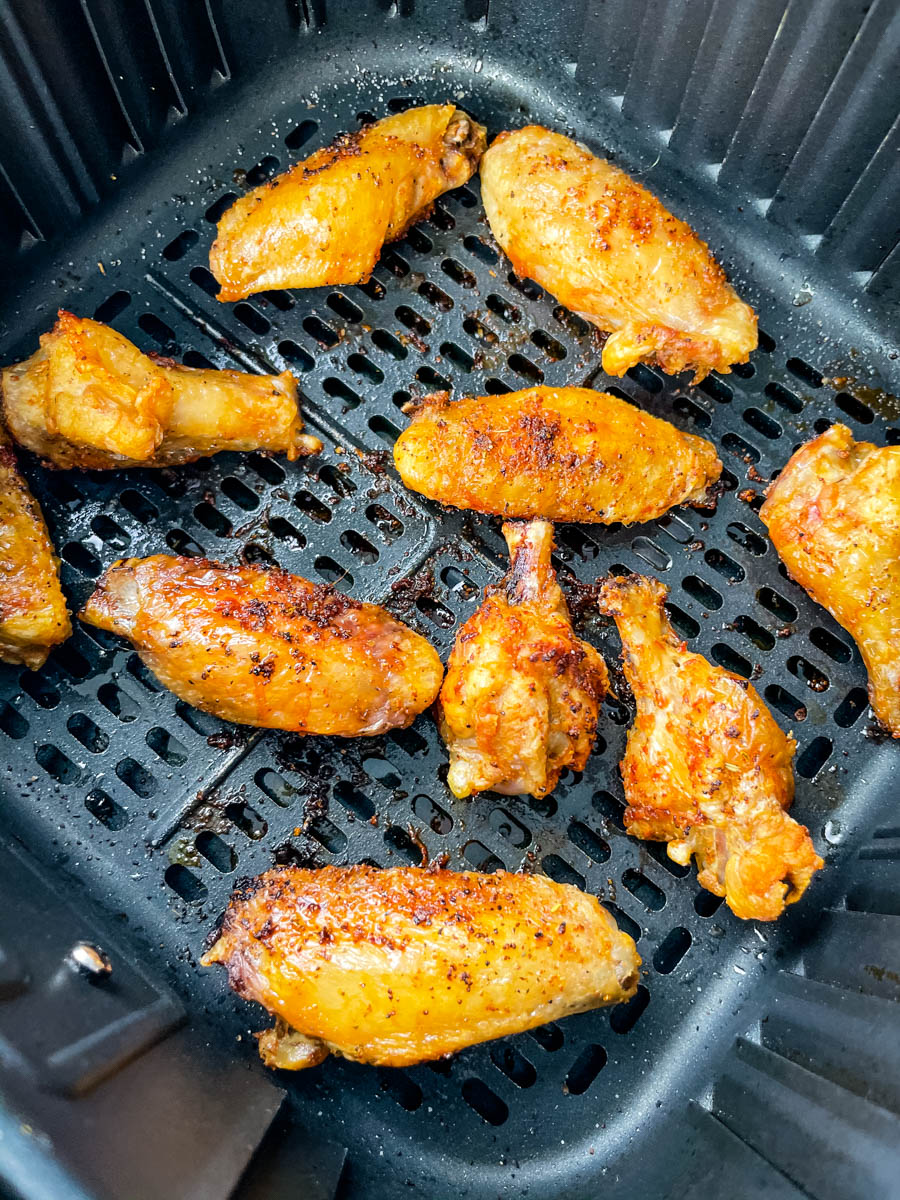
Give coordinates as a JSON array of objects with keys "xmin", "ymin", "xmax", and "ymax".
[
  {"xmin": 692, "ymin": 477, "xmax": 726, "ymax": 512},
  {"xmin": 864, "ymin": 718, "xmax": 894, "ymax": 744},
  {"xmin": 272, "ymin": 840, "xmax": 324, "ymax": 869},
  {"xmin": 357, "ymin": 448, "xmax": 390, "ymax": 475},
  {"xmin": 206, "ymin": 728, "xmax": 249, "ymax": 751},
  {"xmin": 406, "ymin": 823, "xmax": 430, "ymax": 868},
  {"xmin": 202, "ymin": 911, "xmax": 226, "ymax": 955},
  {"xmin": 388, "ymin": 564, "xmax": 436, "ymax": 613},
  {"xmin": 747, "ymin": 464, "xmax": 767, "ymax": 483}
]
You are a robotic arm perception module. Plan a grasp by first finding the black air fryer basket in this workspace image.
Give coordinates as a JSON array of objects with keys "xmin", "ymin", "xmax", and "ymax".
[{"xmin": 1, "ymin": 2, "xmax": 899, "ymax": 1197}]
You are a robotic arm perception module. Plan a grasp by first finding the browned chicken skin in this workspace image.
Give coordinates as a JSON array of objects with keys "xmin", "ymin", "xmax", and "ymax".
[
  {"xmin": 1, "ymin": 312, "xmax": 320, "ymax": 469},
  {"xmin": 598, "ymin": 575, "xmax": 823, "ymax": 921},
  {"xmin": 80, "ymin": 555, "xmax": 443, "ymax": 736},
  {"xmin": 210, "ymin": 104, "xmax": 486, "ymax": 301},
  {"xmin": 760, "ymin": 424, "xmax": 900, "ymax": 737},
  {"xmin": 480, "ymin": 126, "xmax": 757, "ymax": 381},
  {"xmin": 0, "ymin": 426, "xmax": 71, "ymax": 668},
  {"xmin": 202, "ymin": 865, "xmax": 640, "ymax": 1069},
  {"xmin": 438, "ymin": 520, "xmax": 608, "ymax": 798},
  {"xmin": 394, "ymin": 386, "xmax": 722, "ymax": 522}
]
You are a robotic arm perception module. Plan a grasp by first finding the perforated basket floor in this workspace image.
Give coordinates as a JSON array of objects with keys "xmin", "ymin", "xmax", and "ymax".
[{"xmin": 1, "ymin": 16, "xmax": 899, "ymax": 1200}]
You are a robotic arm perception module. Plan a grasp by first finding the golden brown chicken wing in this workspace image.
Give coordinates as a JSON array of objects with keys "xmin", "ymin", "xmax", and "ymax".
[
  {"xmin": 438, "ymin": 520, "xmax": 608, "ymax": 798},
  {"xmin": 394, "ymin": 386, "xmax": 722, "ymax": 522},
  {"xmin": 597, "ymin": 574, "xmax": 822, "ymax": 921},
  {"xmin": 1, "ymin": 312, "xmax": 320, "ymax": 469},
  {"xmin": 480, "ymin": 126, "xmax": 757, "ymax": 381},
  {"xmin": 80, "ymin": 555, "xmax": 442, "ymax": 735},
  {"xmin": 202, "ymin": 864, "xmax": 640, "ymax": 1069},
  {"xmin": 209, "ymin": 104, "xmax": 486, "ymax": 302},
  {"xmin": 760, "ymin": 423, "xmax": 900, "ymax": 737},
  {"xmin": 0, "ymin": 427, "xmax": 71, "ymax": 668}
]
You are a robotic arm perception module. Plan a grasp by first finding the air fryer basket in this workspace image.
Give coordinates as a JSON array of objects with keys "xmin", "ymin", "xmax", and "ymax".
[{"xmin": 0, "ymin": 2, "xmax": 898, "ymax": 1198}]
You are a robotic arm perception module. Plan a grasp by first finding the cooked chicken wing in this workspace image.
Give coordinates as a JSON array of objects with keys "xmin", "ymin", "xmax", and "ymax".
[
  {"xmin": 760, "ymin": 423, "xmax": 900, "ymax": 737},
  {"xmin": 597, "ymin": 574, "xmax": 822, "ymax": 921},
  {"xmin": 209, "ymin": 104, "xmax": 486, "ymax": 301},
  {"xmin": 80, "ymin": 555, "xmax": 442, "ymax": 735},
  {"xmin": 394, "ymin": 386, "xmax": 722, "ymax": 522},
  {"xmin": 202, "ymin": 864, "xmax": 640, "ymax": 1069},
  {"xmin": 480, "ymin": 126, "xmax": 757, "ymax": 381},
  {"xmin": 1, "ymin": 312, "xmax": 320, "ymax": 469},
  {"xmin": 0, "ymin": 427, "xmax": 70, "ymax": 668},
  {"xmin": 438, "ymin": 520, "xmax": 608, "ymax": 798}
]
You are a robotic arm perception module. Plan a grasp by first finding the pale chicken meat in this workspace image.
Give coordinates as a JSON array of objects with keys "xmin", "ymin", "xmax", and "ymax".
[
  {"xmin": 480, "ymin": 126, "xmax": 757, "ymax": 381},
  {"xmin": 394, "ymin": 386, "xmax": 722, "ymax": 522},
  {"xmin": 438, "ymin": 520, "xmax": 608, "ymax": 798},
  {"xmin": 760, "ymin": 423, "xmax": 900, "ymax": 737},
  {"xmin": 0, "ymin": 426, "xmax": 71, "ymax": 668},
  {"xmin": 80, "ymin": 555, "xmax": 443, "ymax": 736},
  {"xmin": 598, "ymin": 574, "xmax": 823, "ymax": 921},
  {"xmin": 1, "ymin": 312, "xmax": 320, "ymax": 469},
  {"xmin": 202, "ymin": 865, "xmax": 640, "ymax": 1069},
  {"xmin": 209, "ymin": 104, "xmax": 486, "ymax": 301}
]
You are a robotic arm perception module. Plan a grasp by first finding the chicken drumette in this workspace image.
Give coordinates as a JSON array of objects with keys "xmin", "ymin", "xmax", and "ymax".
[
  {"xmin": 438, "ymin": 519, "xmax": 608, "ymax": 798},
  {"xmin": 81, "ymin": 555, "xmax": 443, "ymax": 736},
  {"xmin": 210, "ymin": 104, "xmax": 486, "ymax": 301},
  {"xmin": 598, "ymin": 574, "xmax": 822, "ymax": 921},
  {"xmin": 1, "ymin": 312, "xmax": 320, "ymax": 469},
  {"xmin": 760, "ymin": 423, "xmax": 900, "ymax": 737},
  {"xmin": 480, "ymin": 126, "xmax": 757, "ymax": 381}
]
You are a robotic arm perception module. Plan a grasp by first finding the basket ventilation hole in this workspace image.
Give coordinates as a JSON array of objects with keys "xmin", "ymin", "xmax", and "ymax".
[
  {"xmin": 195, "ymin": 831, "xmax": 236, "ymax": 872},
  {"xmin": 462, "ymin": 1078, "xmax": 508, "ymax": 1126},
  {"xmin": 379, "ymin": 1070, "xmax": 422, "ymax": 1111},
  {"xmin": 796, "ymin": 736, "xmax": 833, "ymax": 779},
  {"xmin": 464, "ymin": 840, "xmax": 504, "ymax": 873},
  {"xmin": 610, "ymin": 985, "xmax": 650, "ymax": 1034},
  {"xmin": 682, "ymin": 575, "xmax": 723, "ymax": 610},
  {"xmin": 565, "ymin": 1044, "xmax": 608, "ymax": 1095},
  {"xmin": 653, "ymin": 927, "xmax": 692, "ymax": 974},
  {"xmin": 67, "ymin": 713, "xmax": 108, "ymax": 753},
  {"xmin": 163, "ymin": 229, "xmax": 198, "ymax": 261},
  {"xmin": 94, "ymin": 290, "xmax": 131, "ymax": 321},
  {"xmin": 567, "ymin": 820, "xmax": 610, "ymax": 864},
  {"xmin": 165, "ymin": 864, "xmax": 207, "ymax": 903},
  {"xmin": 622, "ymin": 869, "xmax": 666, "ymax": 911},
  {"xmin": 764, "ymin": 684, "xmax": 807, "ymax": 722},
  {"xmin": 541, "ymin": 854, "xmax": 585, "ymax": 890},
  {"xmin": 412, "ymin": 794, "xmax": 453, "ymax": 834},
  {"xmin": 85, "ymin": 788, "xmax": 128, "ymax": 830},
  {"xmin": 490, "ymin": 1044, "xmax": 536, "ymax": 1088}
]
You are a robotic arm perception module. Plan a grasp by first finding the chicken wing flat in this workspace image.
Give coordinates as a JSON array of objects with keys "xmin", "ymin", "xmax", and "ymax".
[
  {"xmin": 1, "ymin": 312, "xmax": 321, "ymax": 469},
  {"xmin": 202, "ymin": 864, "xmax": 640, "ymax": 1069},
  {"xmin": 209, "ymin": 104, "xmax": 486, "ymax": 301},
  {"xmin": 598, "ymin": 574, "xmax": 822, "ymax": 921},
  {"xmin": 438, "ymin": 520, "xmax": 608, "ymax": 798},
  {"xmin": 480, "ymin": 126, "xmax": 757, "ymax": 381},
  {"xmin": 80, "ymin": 555, "xmax": 442, "ymax": 735},
  {"xmin": 760, "ymin": 423, "xmax": 900, "ymax": 737},
  {"xmin": 394, "ymin": 386, "xmax": 722, "ymax": 522},
  {"xmin": 0, "ymin": 428, "xmax": 71, "ymax": 668}
]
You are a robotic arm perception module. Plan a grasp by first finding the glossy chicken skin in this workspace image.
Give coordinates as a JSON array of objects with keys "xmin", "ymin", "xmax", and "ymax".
[
  {"xmin": 598, "ymin": 575, "xmax": 822, "ymax": 921},
  {"xmin": 439, "ymin": 520, "xmax": 608, "ymax": 798},
  {"xmin": 760, "ymin": 423, "xmax": 900, "ymax": 737},
  {"xmin": 480, "ymin": 126, "xmax": 757, "ymax": 381},
  {"xmin": 394, "ymin": 386, "xmax": 722, "ymax": 522},
  {"xmin": 0, "ymin": 427, "xmax": 71, "ymax": 668},
  {"xmin": 210, "ymin": 105, "xmax": 486, "ymax": 301},
  {"xmin": 202, "ymin": 865, "xmax": 640, "ymax": 1069},
  {"xmin": 1, "ymin": 312, "xmax": 320, "ymax": 469},
  {"xmin": 80, "ymin": 555, "xmax": 443, "ymax": 735}
]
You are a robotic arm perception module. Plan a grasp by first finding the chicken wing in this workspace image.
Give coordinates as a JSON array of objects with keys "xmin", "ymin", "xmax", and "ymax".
[
  {"xmin": 80, "ymin": 555, "xmax": 442, "ymax": 735},
  {"xmin": 202, "ymin": 864, "xmax": 640, "ymax": 1069},
  {"xmin": 760, "ymin": 423, "xmax": 900, "ymax": 737},
  {"xmin": 438, "ymin": 520, "xmax": 608, "ymax": 798},
  {"xmin": 597, "ymin": 574, "xmax": 822, "ymax": 921},
  {"xmin": 0, "ymin": 427, "xmax": 71, "ymax": 668},
  {"xmin": 480, "ymin": 126, "xmax": 757, "ymax": 381},
  {"xmin": 209, "ymin": 104, "xmax": 486, "ymax": 301},
  {"xmin": 394, "ymin": 386, "xmax": 722, "ymax": 522},
  {"xmin": 1, "ymin": 312, "xmax": 321, "ymax": 469}
]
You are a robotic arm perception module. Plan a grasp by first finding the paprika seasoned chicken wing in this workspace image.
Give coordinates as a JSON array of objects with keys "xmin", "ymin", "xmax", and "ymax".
[
  {"xmin": 1, "ymin": 312, "xmax": 320, "ymax": 469},
  {"xmin": 0, "ymin": 427, "xmax": 70, "ymax": 668},
  {"xmin": 438, "ymin": 519, "xmax": 608, "ymax": 798},
  {"xmin": 394, "ymin": 386, "xmax": 722, "ymax": 522},
  {"xmin": 202, "ymin": 865, "xmax": 640, "ymax": 1070},
  {"xmin": 209, "ymin": 104, "xmax": 486, "ymax": 301},
  {"xmin": 760, "ymin": 424, "xmax": 900, "ymax": 737},
  {"xmin": 80, "ymin": 555, "xmax": 443, "ymax": 735},
  {"xmin": 598, "ymin": 575, "xmax": 822, "ymax": 921},
  {"xmin": 480, "ymin": 126, "xmax": 757, "ymax": 381}
]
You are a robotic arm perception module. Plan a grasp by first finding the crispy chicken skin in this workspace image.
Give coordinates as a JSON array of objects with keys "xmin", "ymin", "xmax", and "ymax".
[
  {"xmin": 1, "ymin": 312, "xmax": 320, "ymax": 469},
  {"xmin": 209, "ymin": 105, "xmax": 486, "ymax": 301},
  {"xmin": 438, "ymin": 520, "xmax": 608, "ymax": 798},
  {"xmin": 202, "ymin": 865, "xmax": 640, "ymax": 1069},
  {"xmin": 480, "ymin": 126, "xmax": 757, "ymax": 381},
  {"xmin": 394, "ymin": 386, "xmax": 722, "ymax": 522},
  {"xmin": 0, "ymin": 427, "xmax": 71, "ymax": 668},
  {"xmin": 80, "ymin": 555, "xmax": 443, "ymax": 736},
  {"xmin": 598, "ymin": 575, "xmax": 822, "ymax": 921},
  {"xmin": 760, "ymin": 424, "xmax": 900, "ymax": 737}
]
